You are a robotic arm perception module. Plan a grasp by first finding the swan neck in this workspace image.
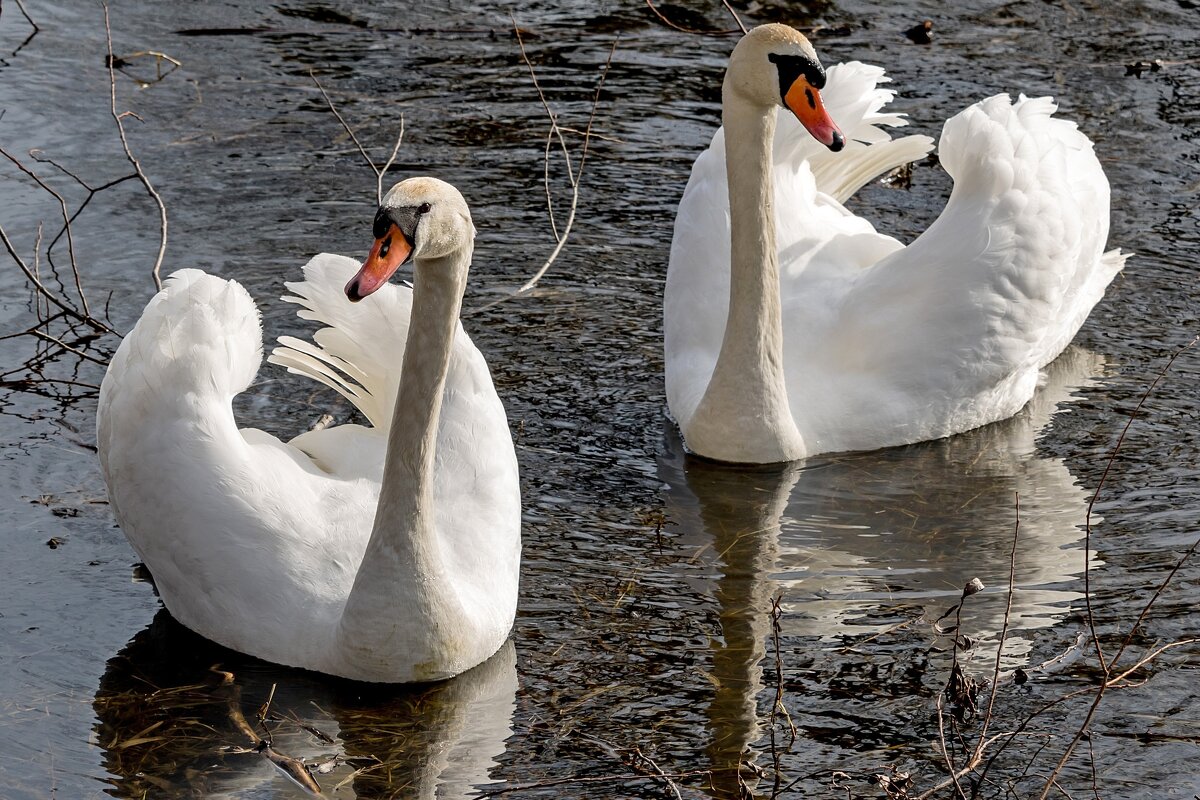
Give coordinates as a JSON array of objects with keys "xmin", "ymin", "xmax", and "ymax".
[
  {"xmin": 337, "ymin": 246, "xmax": 470, "ymax": 658},
  {"xmin": 688, "ymin": 86, "xmax": 804, "ymax": 462},
  {"xmin": 374, "ymin": 253, "xmax": 465, "ymax": 539},
  {"xmin": 724, "ymin": 94, "xmax": 783, "ymax": 362}
]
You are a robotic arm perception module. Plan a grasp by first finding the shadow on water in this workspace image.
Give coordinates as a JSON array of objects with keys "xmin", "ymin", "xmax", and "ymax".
[{"xmin": 93, "ymin": 611, "xmax": 516, "ymax": 799}]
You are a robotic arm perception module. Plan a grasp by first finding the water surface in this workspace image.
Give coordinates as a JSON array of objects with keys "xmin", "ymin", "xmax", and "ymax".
[{"xmin": 1, "ymin": 1, "xmax": 1198, "ymax": 798}]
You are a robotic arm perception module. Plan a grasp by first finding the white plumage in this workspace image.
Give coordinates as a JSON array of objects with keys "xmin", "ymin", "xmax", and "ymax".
[
  {"xmin": 98, "ymin": 179, "xmax": 520, "ymax": 682},
  {"xmin": 666, "ymin": 26, "xmax": 1126, "ymax": 463}
]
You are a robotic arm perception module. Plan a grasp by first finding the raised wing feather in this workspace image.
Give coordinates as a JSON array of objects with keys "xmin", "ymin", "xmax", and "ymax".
[{"xmin": 268, "ymin": 253, "xmax": 411, "ymax": 430}]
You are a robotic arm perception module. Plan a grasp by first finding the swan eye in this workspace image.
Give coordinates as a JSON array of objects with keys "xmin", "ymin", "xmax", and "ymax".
[{"xmin": 417, "ymin": 202, "xmax": 432, "ymax": 215}]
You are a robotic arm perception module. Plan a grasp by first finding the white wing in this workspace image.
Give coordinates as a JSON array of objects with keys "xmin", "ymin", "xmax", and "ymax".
[{"xmin": 796, "ymin": 94, "xmax": 1126, "ymax": 453}]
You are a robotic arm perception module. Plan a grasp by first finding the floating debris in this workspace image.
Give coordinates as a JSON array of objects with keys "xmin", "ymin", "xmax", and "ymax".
[
  {"xmin": 1125, "ymin": 59, "xmax": 1163, "ymax": 78},
  {"xmin": 905, "ymin": 19, "xmax": 934, "ymax": 44}
]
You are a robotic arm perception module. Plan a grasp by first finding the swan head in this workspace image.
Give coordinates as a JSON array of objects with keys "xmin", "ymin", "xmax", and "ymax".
[
  {"xmin": 726, "ymin": 23, "xmax": 845, "ymax": 152},
  {"xmin": 346, "ymin": 177, "xmax": 475, "ymax": 302}
]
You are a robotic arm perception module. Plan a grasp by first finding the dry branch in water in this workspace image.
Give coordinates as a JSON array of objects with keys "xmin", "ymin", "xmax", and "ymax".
[
  {"xmin": 1, "ymin": 5, "xmax": 175, "ymax": 399},
  {"xmin": 463, "ymin": 24, "xmax": 616, "ymax": 317},
  {"xmin": 104, "ymin": 3, "xmax": 169, "ymax": 292},
  {"xmin": 1, "ymin": 0, "xmax": 41, "ymax": 55},
  {"xmin": 907, "ymin": 340, "xmax": 1200, "ymax": 799},
  {"xmin": 643, "ymin": 0, "xmax": 746, "ymax": 36},
  {"xmin": 306, "ymin": 25, "xmax": 613, "ymax": 317},
  {"xmin": 309, "ymin": 71, "xmax": 404, "ymax": 206},
  {"xmin": 212, "ymin": 669, "xmax": 323, "ymax": 795}
]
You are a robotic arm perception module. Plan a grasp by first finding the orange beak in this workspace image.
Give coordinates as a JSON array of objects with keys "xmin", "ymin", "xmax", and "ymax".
[
  {"xmin": 345, "ymin": 223, "xmax": 413, "ymax": 302},
  {"xmin": 784, "ymin": 77, "xmax": 845, "ymax": 152}
]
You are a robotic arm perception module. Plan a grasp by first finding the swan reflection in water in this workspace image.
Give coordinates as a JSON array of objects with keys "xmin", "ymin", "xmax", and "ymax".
[
  {"xmin": 660, "ymin": 346, "xmax": 1105, "ymax": 796},
  {"xmin": 93, "ymin": 610, "xmax": 516, "ymax": 799}
]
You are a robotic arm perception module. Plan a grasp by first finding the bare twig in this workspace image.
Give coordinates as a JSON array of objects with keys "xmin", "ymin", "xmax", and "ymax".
[
  {"xmin": 512, "ymin": 27, "xmax": 615, "ymax": 295},
  {"xmin": 643, "ymin": 0, "xmax": 742, "ymax": 36},
  {"xmin": 477, "ymin": 769, "xmax": 714, "ymax": 797},
  {"xmin": 110, "ymin": 49, "xmax": 182, "ymax": 85},
  {"xmin": 1034, "ymin": 338, "xmax": 1199, "ymax": 798},
  {"xmin": 1, "ymin": 224, "xmax": 102, "ymax": 332},
  {"xmin": 212, "ymin": 669, "xmax": 322, "ymax": 795},
  {"xmin": 721, "ymin": 0, "xmax": 748, "ymax": 34},
  {"xmin": 29, "ymin": 330, "xmax": 109, "ymax": 366},
  {"xmin": 3, "ymin": 0, "xmax": 40, "ymax": 55},
  {"xmin": 1081, "ymin": 336, "xmax": 1198, "ymax": 672},
  {"xmin": 11, "ymin": 0, "xmax": 39, "ymax": 31},
  {"xmin": 1109, "ymin": 536, "xmax": 1200, "ymax": 673},
  {"xmin": 466, "ymin": 26, "xmax": 615, "ymax": 317},
  {"xmin": 631, "ymin": 746, "xmax": 684, "ymax": 800},
  {"xmin": 914, "ymin": 732, "xmax": 1023, "ymax": 800},
  {"xmin": 104, "ymin": 3, "xmax": 168, "ymax": 292},
  {"xmin": 932, "ymin": 693, "xmax": 968, "ymax": 800},
  {"xmin": 309, "ymin": 71, "xmax": 404, "ymax": 205},
  {"xmin": 976, "ymin": 494, "xmax": 1020, "ymax": 754},
  {"xmin": 767, "ymin": 593, "xmax": 795, "ymax": 799},
  {"xmin": 0, "ymin": 146, "xmax": 93, "ymax": 319}
]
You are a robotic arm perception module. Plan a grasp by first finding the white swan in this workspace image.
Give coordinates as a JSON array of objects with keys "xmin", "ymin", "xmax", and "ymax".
[
  {"xmin": 97, "ymin": 177, "xmax": 520, "ymax": 683},
  {"xmin": 665, "ymin": 24, "xmax": 1127, "ymax": 463}
]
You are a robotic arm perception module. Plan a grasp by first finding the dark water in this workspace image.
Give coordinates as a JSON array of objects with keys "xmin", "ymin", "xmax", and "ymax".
[{"xmin": 1, "ymin": 1, "xmax": 1198, "ymax": 798}]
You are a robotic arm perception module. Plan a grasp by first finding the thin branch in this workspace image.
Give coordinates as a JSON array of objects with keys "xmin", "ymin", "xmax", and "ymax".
[
  {"xmin": 976, "ymin": 494, "xmax": 1020, "ymax": 755},
  {"xmin": 0, "ymin": 376, "xmax": 101, "ymax": 392},
  {"xmin": 1081, "ymin": 336, "xmax": 1198, "ymax": 672},
  {"xmin": 478, "ymin": 769, "xmax": 714, "ymax": 797},
  {"xmin": 1109, "ymin": 536, "xmax": 1200, "ymax": 672},
  {"xmin": 0, "ymin": 146, "xmax": 91, "ymax": 319},
  {"xmin": 1106, "ymin": 638, "xmax": 1199, "ymax": 687},
  {"xmin": 105, "ymin": 3, "xmax": 168, "ymax": 292},
  {"xmin": 768, "ymin": 593, "xmax": 796, "ymax": 799},
  {"xmin": 377, "ymin": 118, "xmax": 405, "ymax": 205},
  {"xmin": 514, "ymin": 36, "xmax": 615, "ymax": 295},
  {"xmin": 211, "ymin": 669, "xmax": 321, "ymax": 795},
  {"xmin": 720, "ymin": 0, "xmax": 748, "ymax": 34},
  {"xmin": 1034, "ymin": 637, "xmax": 1199, "ymax": 800},
  {"xmin": 465, "ymin": 30, "xmax": 615, "ymax": 316},
  {"xmin": 935, "ymin": 679, "xmax": 969, "ymax": 800},
  {"xmin": 1035, "ymin": 338, "xmax": 1199, "ymax": 798},
  {"xmin": 12, "ymin": 0, "xmax": 39, "ymax": 32},
  {"xmin": 310, "ymin": 71, "xmax": 405, "ymax": 205},
  {"xmin": 1, "ymin": 224, "xmax": 105, "ymax": 332},
  {"xmin": 644, "ymin": 0, "xmax": 742, "ymax": 36},
  {"xmin": 29, "ymin": 330, "xmax": 110, "ymax": 366},
  {"xmin": 915, "ymin": 732, "xmax": 1022, "ymax": 800}
]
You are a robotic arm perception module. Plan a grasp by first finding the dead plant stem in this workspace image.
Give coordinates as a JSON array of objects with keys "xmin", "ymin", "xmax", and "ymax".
[
  {"xmin": 104, "ymin": 3, "xmax": 168, "ymax": 292},
  {"xmin": 309, "ymin": 71, "xmax": 404, "ymax": 206}
]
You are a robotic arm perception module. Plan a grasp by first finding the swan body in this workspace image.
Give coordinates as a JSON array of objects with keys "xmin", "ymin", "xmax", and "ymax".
[
  {"xmin": 97, "ymin": 178, "xmax": 520, "ymax": 683},
  {"xmin": 666, "ymin": 24, "xmax": 1127, "ymax": 463}
]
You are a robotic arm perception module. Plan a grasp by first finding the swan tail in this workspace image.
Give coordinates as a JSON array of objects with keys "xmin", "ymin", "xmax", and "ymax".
[
  {"xmin": 1036, "ymin": 247, "xmax": 1129, "ymax": 368},
  {"xmin": 267, "ymin": 252, "xmax": 410, "ymax": 429},
  {"xmin": 97, "ymin": 269, "xmax": 263, "ymax": 518},
  {"xmin": 103, "ymin": 269, "xmax": 263, "ymax": 402},
  {"xmin": 842, "ymin": 92, "xmax": 1121, "ymax": 409}
]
